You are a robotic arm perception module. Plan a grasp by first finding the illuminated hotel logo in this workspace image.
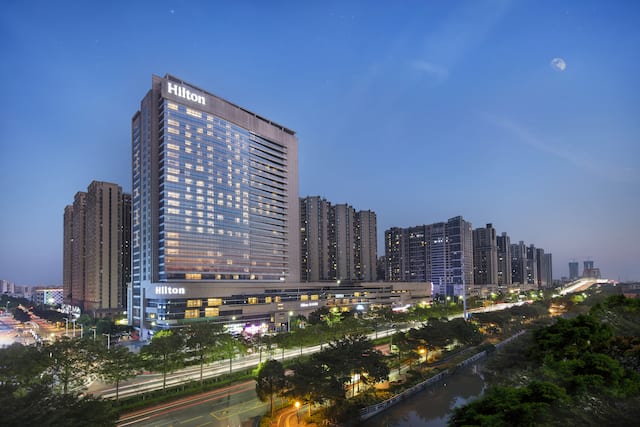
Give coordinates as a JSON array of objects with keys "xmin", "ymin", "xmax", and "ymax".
[
  {"xmin": 155, "ymin": 285, "xmax": 186, "ymax": 295},
  {"xmin": 167, "ymin": 82, "xmax": 206, "ymax": 106}
]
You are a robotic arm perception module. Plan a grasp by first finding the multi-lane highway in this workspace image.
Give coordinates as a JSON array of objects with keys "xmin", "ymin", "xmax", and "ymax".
[{"xmin": 116, "ymin": 381, "xmax": 266, "ymax": 427}]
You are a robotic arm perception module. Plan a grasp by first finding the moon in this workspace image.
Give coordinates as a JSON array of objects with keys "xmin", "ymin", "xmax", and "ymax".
[{"xmin": 550, "ymin": 58, "xmax": 567, "ymax": 71}]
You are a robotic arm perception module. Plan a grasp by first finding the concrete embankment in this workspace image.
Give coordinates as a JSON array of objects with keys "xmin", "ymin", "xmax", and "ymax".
[{"xmin": 359, "ymin": 330, "xmax": 526, "ymax": 422}]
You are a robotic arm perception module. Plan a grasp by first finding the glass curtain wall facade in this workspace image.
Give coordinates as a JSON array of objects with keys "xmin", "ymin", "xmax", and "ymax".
[{"xmin": 130, "ymin": 74, "xmax": 299, "ymax": 335}]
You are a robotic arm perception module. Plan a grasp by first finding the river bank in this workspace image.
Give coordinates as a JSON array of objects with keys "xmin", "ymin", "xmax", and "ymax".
[{"xmin": 359, "ymin": 331, "xmax": 526, "ymax": 425}]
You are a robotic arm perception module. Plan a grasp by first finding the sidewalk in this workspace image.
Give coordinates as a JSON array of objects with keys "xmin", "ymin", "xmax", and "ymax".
[{"xmin": 273, "ymin": 403, "xmax": 318, "ymax": 427}]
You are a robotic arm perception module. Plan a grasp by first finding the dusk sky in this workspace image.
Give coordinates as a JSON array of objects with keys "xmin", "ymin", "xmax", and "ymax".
[{"xmin": 1, "ymin": 0, "xmax": 639, "ymax": 285}]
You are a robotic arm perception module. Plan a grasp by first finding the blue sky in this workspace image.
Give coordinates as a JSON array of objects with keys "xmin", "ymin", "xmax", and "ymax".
[{"xmin": 1, "ymin": 0, "xmax": 638, "ymax": 284}]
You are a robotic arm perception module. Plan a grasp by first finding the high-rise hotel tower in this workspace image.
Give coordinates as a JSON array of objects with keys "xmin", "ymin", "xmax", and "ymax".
[{"xmin": 130, "ymin": 75, "xmax": 299, "ymax": 336}]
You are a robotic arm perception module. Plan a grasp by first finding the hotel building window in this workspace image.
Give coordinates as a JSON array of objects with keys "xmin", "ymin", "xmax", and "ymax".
[
  {"xmin": 185, "ymin": 309, "xmax": 200, "ymax": 319},
  {"xmin": 205, "ymin": 307, "xmax": 219, "ymax": 317}
]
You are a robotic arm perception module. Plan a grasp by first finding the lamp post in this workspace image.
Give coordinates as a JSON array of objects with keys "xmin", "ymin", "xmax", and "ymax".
[
  {"xmin": 63, "ymin": 317, "xmax": 69, "ymax": 337},
  {"xmin": 288, "ymin": 311, "xmax": 293, "ymax": 332},
  {"xmin": 71, "ymin": 318, "xmax": 77, "ymax": 338},
  {"xmin": 103, "ymin": 333, "xmax": 111, "ymax": 350},
  {"xmin": 294, "ymin": 401, "xmax": 300, "ymax": 424},
  {"xmin": 91, "ymin": 327, "xmax": 96, "ymax": 341}
]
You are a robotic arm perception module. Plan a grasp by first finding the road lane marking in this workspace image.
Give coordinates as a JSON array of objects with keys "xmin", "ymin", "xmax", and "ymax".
[
  {"xmin": 181, "ymin": 415, "xmax": 203, "ymax": 424},
  {"xmin": 211, "ymin": 400, "xmax": 266, "ymax": 419},
  {"xmin": 117, "ymin": 416, "xmax": 151, "ymax": 426}
]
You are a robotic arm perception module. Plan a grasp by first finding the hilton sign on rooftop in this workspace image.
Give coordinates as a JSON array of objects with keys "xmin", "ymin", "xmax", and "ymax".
[{"xmin": 167, "ymin": 82, "xmax": 206, "ymax": 106}]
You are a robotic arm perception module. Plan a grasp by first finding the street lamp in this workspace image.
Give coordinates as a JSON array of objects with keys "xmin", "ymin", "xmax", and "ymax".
[
  {"xmin": 103, "ymin": 333, "xmax": 111, "ymax": 350},
  {"xmin": 288, "ymin": 311, "xmax": 293, "ymax": 332},
  {"xmin": 91, "ymin": 327, "xmax": 96, "ymax": 341},
  {"xmin": 294, "ymin": 401, "xmax": 301, "ymax": 423},
  {"xmin": 63, "ymin": 317, "xmax": 69, "ymax": 337}
]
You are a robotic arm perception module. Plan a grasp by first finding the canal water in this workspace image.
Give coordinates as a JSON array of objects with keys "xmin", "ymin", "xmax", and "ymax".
[{"xmin": 361, "ymin": 361, "xmax": 487, "ymax": 427}]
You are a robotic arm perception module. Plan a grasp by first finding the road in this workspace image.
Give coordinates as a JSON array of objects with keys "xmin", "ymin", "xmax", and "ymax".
[
  {"xmin": 90, "ymin": 342, "xmax": 336, "ymax": 399},
  {"xmin": 559, "ymin": 278, "xmax": 603, "ymax": 295},
  {"xmin": 275, "ymin": 404, "xmax": 304, "ymax": 427},
  {"xmin": 91, "ymin": 301, "xmax": 535, "ymax": 400},
  {"xmin": 117, "ymin": 381, "xmax": 267, "ymax": 427}
]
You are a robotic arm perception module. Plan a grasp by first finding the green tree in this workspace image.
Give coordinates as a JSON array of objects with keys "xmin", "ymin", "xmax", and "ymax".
[
  {"xmin": 97, "ymin": 345, "xmax": 141, "ymax": 401},
  {"xmin": 0, "ymin": 383, "xmax": 117, "ymax": 427},
  {"xmin": 394, "ymin": 330, "xmax": 421, "ymax": 369},
  {"xmin": 255, "ymin": 359, "xmax": 286, "ymax": 418},
  {"xmin": 307, "ymin": 306, "xmax": 330, "ymax": 325},
  {"xmin": 286, "ymin": 358, "xmax": 333, "ymax": 417},
  {"xmin": 12, "ymin": 306, "xmax": 30, "ymax": 323},
  {"xmin": 95, "ymin": 318, "xmax": 116, "ymax": 335},
  {"xmin": 533, "ymin": 315, "xmax": 613, "ymax": 360},
  {"xmin": 140, "ymin": 330, "xmax": 184, "ymax": 391},
  {"xmin": 321, "ymin": 334, "xmax": 389, "ymax": 398},
  {"xmin": 272, "ymin": 332, "xmax": 295, "ymax": 361},
  {"xmin": 77, "ymin": 313, "xmax": 94, "ymax": 328},
  {"xmin": 449, "ymin": 381, "xmax": 568, "ymax": 427},
  {"xmin": 0, "ymin": 343, "xmax": 50, "ymax": 391},
  {"xmin": 213, "ymin": 333, "xmax": 247, "ymax": 374},
  {"xmin": 183, "ymin": 322, "xmax": 224, "ymax": 385},
  {"xmin": 45, "ymin": 337, "xmax": 96, "ymax": 394}
]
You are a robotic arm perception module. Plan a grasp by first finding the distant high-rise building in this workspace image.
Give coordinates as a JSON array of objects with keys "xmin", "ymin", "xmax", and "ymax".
[
  {"xmin": 63, "ymin": 181, "xmax": 131, "ymax": 317},
  {"xmin": 526, "ymin": 244, "xmax": 538, "ymax": 285},
  {"xmin": 355, "ymin": 210, "xmax": 377, "ymax": 282},
  {"xmin": 543, "ymin": 253, "xmax": 553, "ymax": 288},
  {"xmin": 300, "ymin": 197, "xmax": 377, "ymax": 282},
  {"xmin": 120, "ymin": 193, "xmax": 132, "ymax": 307},
  {"xmin": 70, "ymin": 192, "xmax": 87, "ymax": 307},
  {"xmin": 447, "ymin": 216, "xmax": 474, "ymax": 297},
  {"xmin": 0, "ymin": 279, "xmax": 15, "ymax": 295},
  {"xmin": 385, "ymin": 216, "xmax": 473, "ymax": 297},
  {"xmin": 511, "ymin": 241, "xmax": 527, "ymax": 285},
  {"xmin": 496, "ymin": 232, "xmax": 512, "ymax": 286},
  {"xmin": 536, "ymin": 248, "xmax": 553, "ymax": 289},
  {"xmin": 569, "ymin": 261, "xmax": 580, "ymax": 280},
  {"xmin": 300, "ymin": 196, "xmax": 331, "ymax": 281},
  {"xmin": 583, "ymin": 260, "xmax": 594, "ymax": 275},
  {"xmin": 473, "ymin": 223, "xmax": 498, "ymax": 285},
  {"xmin": 130, "ymin": 74, "xmax": 299, "ymax": 335},
  {"xmin": 63, "ymin": 205, "xmax": 75, "ymax": 304},
  {"xmin": 376, "ymin": 256, "xmax": 385, "ymax": 281},
  {"xmin": 582, "ymin": 260, "xmax": 601, "ymax": 278},
  {"xmin": 331, "ymin": 204, "xmax": 355, "ymax": 281}
]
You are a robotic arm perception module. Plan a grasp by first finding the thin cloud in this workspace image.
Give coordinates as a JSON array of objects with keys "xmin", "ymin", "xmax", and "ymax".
[
  {"xmin": 412, "ymin": 60, "xmax": 449, "ymax": 78},
  {"xmin": 482, "ymin": 113, "xmax": 638, "ymax": 183}
]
